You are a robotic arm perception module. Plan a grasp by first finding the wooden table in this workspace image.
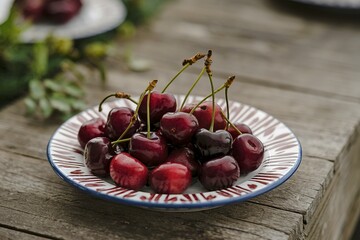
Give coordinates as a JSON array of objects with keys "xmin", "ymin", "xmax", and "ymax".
[{"xmin": 1, "ymin": 0, "xmax": 359, "ymax": 239}]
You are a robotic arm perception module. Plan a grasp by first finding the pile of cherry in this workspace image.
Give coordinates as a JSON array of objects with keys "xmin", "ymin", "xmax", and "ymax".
[{"xmin": 77, "ymin": 51, "xmax": 264, "ymax": 194}]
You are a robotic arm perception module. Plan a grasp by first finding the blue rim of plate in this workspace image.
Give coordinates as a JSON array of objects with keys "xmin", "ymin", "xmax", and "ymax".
[{"xmin": 46, "ymin": 96, "xmax": 302, "ymax": 211}]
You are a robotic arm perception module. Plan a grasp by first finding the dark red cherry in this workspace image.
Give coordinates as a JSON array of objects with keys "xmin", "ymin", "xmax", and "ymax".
[
  {"xmin": 110, "ymin": 153, "xmax": 148, "ymax": 191},
  {"xmin": 199, "ymin": 155, "xmax": 240, "ymax": 190},
  {"xmin": 78, "ymin": 118, "xmax": 106, "ymax": 148},
  {"xmin": 149, "ymin": 163, "xmax": 192, "ymax": 194},
  {"xmin": 232, "ymin": 134, "xmax": 264, "ymax": 174},
  {"xmin": 181, "ymin": 101, "xmax": 226, "ymax": 131},
  {"xmin": 129, "ymin": 132, "xmax": 168, "ymax": 167},
  {"xmin": 193, "ymin": 129, "xmax": 232, "ymax": 161},
  {"xmin": 166, "ymin": 147, "xmax": 200, "ymax": 177},
  {"xmin": 227, "ymin": 123, "xmax": 253, "ymax": 139},
  {"xmin": 84, "ymin": 137, "xmax": 113, "ymax": 177},
  {"xmin": 138, "ymin": 91, "xmax": 177, "ymax": 124},
  {"xmin": 44, "ymin": 0, "xmax": 83, "ymax": 24},
  {"xmin": 160, "ymin": 112, "xmax": 199, "ymax": 146},
  {"xmin": 21, "ymin": 0, "xmax": 46, "ymax": 22},
  {"xmin": 105, "ymin": 107, "xmax": 140, "ymax": 140}
]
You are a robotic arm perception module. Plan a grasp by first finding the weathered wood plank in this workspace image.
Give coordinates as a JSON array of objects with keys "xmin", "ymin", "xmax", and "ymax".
[
  {"xmin": 0, "ymin": 150, "xmax": 302, "ymax": 240},
  {"xmin": 304, "ymin": 126, "xmax": 360, "ymax": 240},
  {"xmin": 131, "ymin": 0, "xmax": 360, "ymax": 101},
  {"xmin": 250, "ymin": 156, "xmax": 334, "ymax": 224},
  {"xmin": 0, "ymin": 227, "xmax": 50, "ymax": 240}
]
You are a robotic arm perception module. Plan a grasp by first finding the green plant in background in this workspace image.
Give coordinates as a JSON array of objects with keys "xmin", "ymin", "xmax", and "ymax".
[
  {"xmin": 24, "ymin": 36, "xmax": 109, "ymax": 120},
  {"xmin": 0, "ymin": 0, "xmax": 168, "ymax": 120},
  {"xmin": 0, "ymin": 9, "xmax": 31, "ymax": 104},
  {"xmin": 123, "ymin": 0, "xmax": 169, "ymax": 25},
  {"xmin": 0, "ymin": 8, "xmax": 109, "ymax": 120}
]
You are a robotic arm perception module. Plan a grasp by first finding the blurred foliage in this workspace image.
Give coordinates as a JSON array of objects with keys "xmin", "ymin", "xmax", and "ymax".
[
  {"xmin": 123, "ymin": 0, "xmax": 168, "ymax": 25},
  {"xmin": 0, "ymin": 0, "xmax": 167, "ymax": 120}
]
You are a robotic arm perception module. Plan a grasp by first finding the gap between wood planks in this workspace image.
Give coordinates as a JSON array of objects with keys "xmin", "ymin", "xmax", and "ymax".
[{"xmin": 0, "ymin": 223, "xmax": 61, "ymax": 240}]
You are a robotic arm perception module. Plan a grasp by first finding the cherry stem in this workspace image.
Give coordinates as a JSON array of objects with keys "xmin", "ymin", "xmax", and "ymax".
[
  {"xmin": 115, "ymin": 80, "xmax": 158, "ymax": 142},
  {"xmin": 161, "ymin": 52, "xmax": 205, "ymax": 93},
  {"xmin": 188, "ymin": 76, "xmax": 235, "ymax": 114},
  {"xmin": 205, "ymin": 50, "xmax": 215, "ymax": 132},
  {"xmin": 161, "ymin": 63, "xmax": 190, "ymax": 93},
  {"xmin": 220, "ymin": 111, "xmax": 242, "ymax": 136},
  {"xmin": 146, "ymin": 88, "xmax": 151, "ymax": 139},
  {"xmin": 111, "ymin": 137, "xmax": 131, "ymax": 145},
  {"xmin": 225, "ymin": 87, "xmax": 230, "ymax": 130},
  {"xmin": 98, "ymin": 92, "xmax": 138, "ymax": 112},
  {"xmin": 223, "ymin": 75, "xmax": 235, "ymax": 130},
  {"xmin": 180, "ymin": 66, "xmax": 206, "ymax": 110}
]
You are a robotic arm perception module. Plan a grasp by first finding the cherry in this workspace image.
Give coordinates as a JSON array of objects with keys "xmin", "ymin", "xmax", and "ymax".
[
  {"xmin": 44, "ymin": 0, "xmax": 83, "ymax": 24},
  {"xmin": 232, "ymin": 134, "xmax": 264, "ymax": 174},
  {"xmin": 166, "ymin": 147, "xmax": 200, "ymax": 177},
  {"xmin": 199, "ymin": 155, "xmax": 240, "ymax": 190},
  {"xmin": 149, "ymin": 163, "xmax": 192, "ymax": 194},
  {"xmin": 138, "ymin": 91, "xmax": 177, "ymax": 125},
  {"xmin": 193, "ymin": 129, "xmax": 232, "ymax": 161},
  {"xmin": 84, "ymin": 137, "xmax": 113, "ymax": 177},
  {"xmin": 181, "ymin": 101, "xmax": 226, "ymax": 131},
  {"xmin": 77, "ymin": 118, "xmax": 106, "ymax": 148},
  {"xmin": 227, "ymin": 123, "xmax": 253, "ymax": 139},
  {"xmin": 20, "ymin": 0, "xmax": 46, "ymax": 21},
  {"xmin": 160, "ymin": 112, "xmax": 199, "ymax": 146},
  {"xmin": 110, "ymin": 153, "xmax": 148, "ymax": 191},
  {"xmin": 105, "ymin": 107, "xmax": 140, "ymax": 140},
  {"xmin": 129, "ymin": 132, "xmax": 168, "ymax": 167}
]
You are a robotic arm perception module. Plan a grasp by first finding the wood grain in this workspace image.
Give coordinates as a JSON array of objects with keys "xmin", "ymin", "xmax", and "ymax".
[{"xmin": 0, "ymin": 0, "xmax": 360, "ymax": 239}]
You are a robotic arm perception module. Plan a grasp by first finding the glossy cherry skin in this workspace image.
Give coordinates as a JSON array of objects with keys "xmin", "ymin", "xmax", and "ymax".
[
  {"xmin": 232, "ymin": 134, "xmax": 264, "ymax": 174},
  {"xmin": 181, "ymin": 101, "xmax": 226, "ymax": 131},
  {"xmin": 149, "ymin": 163, "xmax": 192, "ymax": 194},
  {"xmin": 84, "ymin": 137, "xmax": 113, "ymax": 177},
  {"xmin": 44, "ymin": 0, "xmax": 83, "ymax": 24},
  {"xmin": 160, "ymin": 112, "xmax": 199, "ymax": 146},
  {"xmin": 129, "ymin": 132, "xmax": 168, "ymax": 167},
  {"xmin": 138, "ymin": 91, "xmax": 177, "ymax": 125},
  {"xmin": 78, "ymin": 118, "xmax": 106, "ymax": 148},
  {"xmin": 199, "ymin": 155, "xmax": 240, "ymax": 190},
  {"xmin": 166, "ymin": 147, "xmax": 200, "ymax": 177},
  {"xmin": 105, "ymin": 107, "xmax": 140, "ymax": 140},
  {"xmin": 193, "ymin": 129, "xmax": 233, "ymax": 161},
  {"xmin": 110, "ymin": 153, "xmax": 148, "ymax": 191},
  {"xmin": 227, "ymin": 123, "xmax": 253, "ymax": 139}
]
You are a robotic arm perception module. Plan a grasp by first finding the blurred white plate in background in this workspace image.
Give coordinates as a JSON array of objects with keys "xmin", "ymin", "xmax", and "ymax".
[
  {"xmin": 292, "ymin": 0, "xmax": 360, "ymax": 9},
  {"xmin": 21, "ymin": 0, "xmax": 126, "ymax": 42}
]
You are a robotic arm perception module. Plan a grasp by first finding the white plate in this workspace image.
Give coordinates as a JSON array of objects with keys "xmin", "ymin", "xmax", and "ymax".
[
  {"xmin": 47, "ymin": 95, "xmax": 302, "ymax": 211},
  {"xmin": 21, "ymin": 0, "xmax": 126, "ymax": 42}
]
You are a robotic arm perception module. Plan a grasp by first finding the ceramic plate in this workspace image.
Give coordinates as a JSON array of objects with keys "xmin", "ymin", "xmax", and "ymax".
[
  {"xmin": 47, "ymin": 95, "xmax": 302, "ymax": 211},
  {"xmin": 21, "ymin": 0, "xmax": 126, "ymax": 42}
]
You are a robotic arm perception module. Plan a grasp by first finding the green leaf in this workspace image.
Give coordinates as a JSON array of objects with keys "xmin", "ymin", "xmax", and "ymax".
[
  {"xmin": 70, "ymin": 99, "xmax": 87, "ymax": 111},
  {"xmin": 43, "ymin": 79, "xmax": 63, "ymax": 92},
  {"xmin": 24, "ymin": 97, "xmax": 37, "ymax": 114},
  {"xmin": 29, "ymin": 80, "xmax": 45, "ymax": 99},
  {"xmin": 49, "ymin": 96, "xmax": 71, "ymax": 113},
  {"xmin": 62, "ymin": 84, "xmax": 83, "ymax": 98},
  {"xmin": 39, "ymin": 98, "xmax": 53, "ymax": 118}
]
